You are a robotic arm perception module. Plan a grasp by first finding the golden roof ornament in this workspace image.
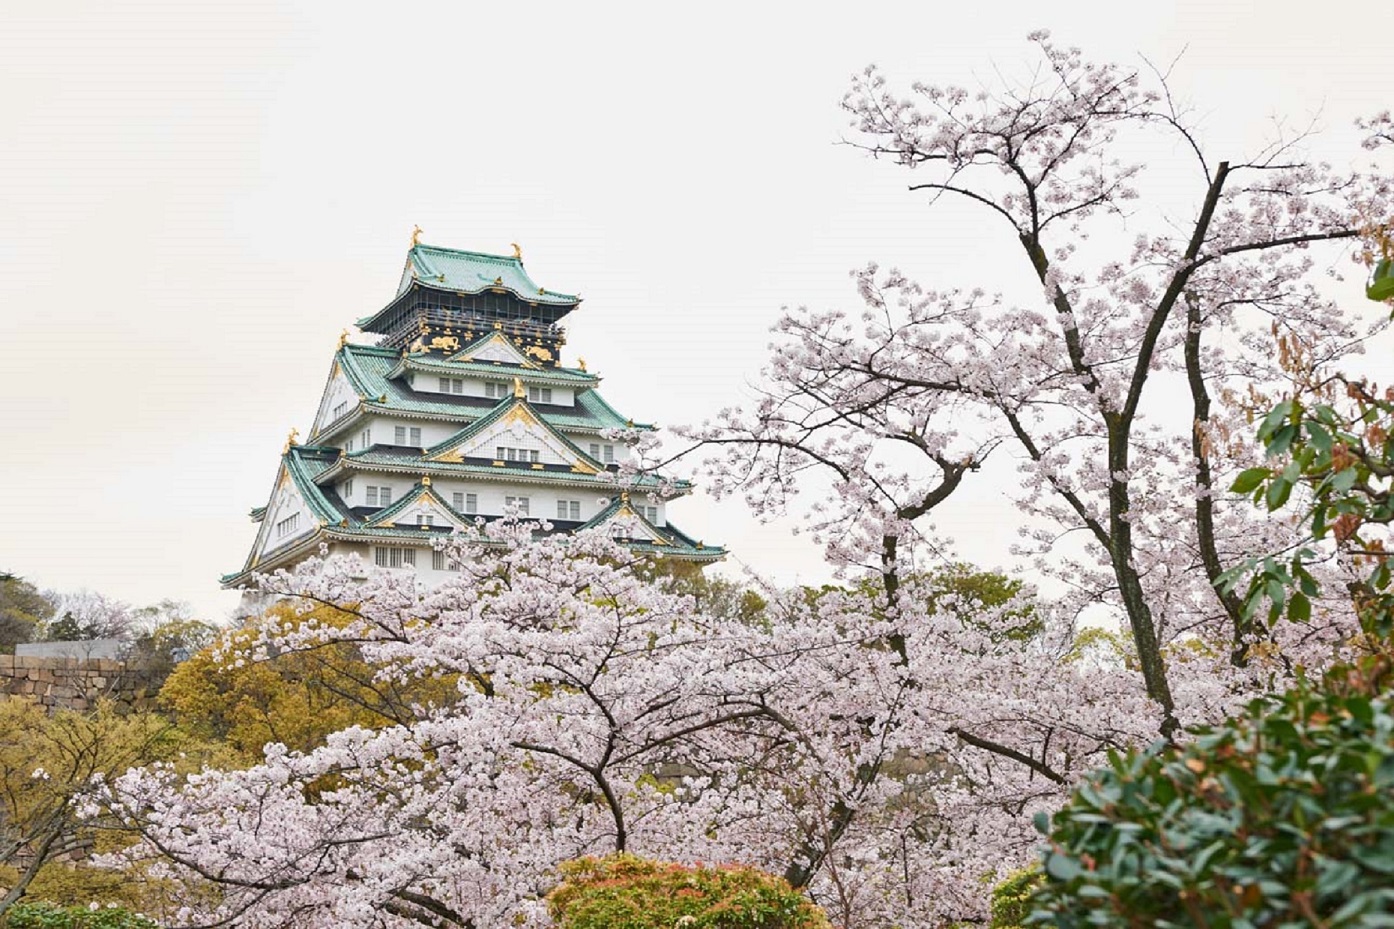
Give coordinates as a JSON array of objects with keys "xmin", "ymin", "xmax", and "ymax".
[
  {"xmin": 511, "ymin": 242, "xmax": 522, "ymax": 260},
  {"xmin": 513, "ymin": 376, "xmax": 525, "ymax": 398},
  {"xmin": 421, "ymin": 475, "xmax": 432, "ymax": 487},
  {"xmin": 282, "ymin": 428, "xmax": 300, "ymax": 454},
  {"xmin": 411, "ymin": 225, "xmax": 424, "ymax": 247},
  {"xmin": 337, "ymin": 329, "xmax": 349, "ymax": 349},
  {"xmin": 577, "ymin": 357, "xmax": 587, "ymax": 372}
]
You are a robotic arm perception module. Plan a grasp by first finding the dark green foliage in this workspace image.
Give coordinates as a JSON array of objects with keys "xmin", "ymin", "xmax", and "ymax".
[
  {"xmin": 1030, "ymin": 681, "xmax": 1394, "ymax": 927},
  {"xmin": 547, "ymin": 855, "xmax": 830, "ymax": 929},
  {"xmin": 923, "ymin": 563, "xmax": 1042, "ymax": 643},
  {"xmin": 4, "ymin": 902, "xmax": 157, "ymax": 929},
  {"xmin": 1220, "ymin": 385, "xmax": 1394, "ymax": 636},
  {"xmin": 0, "ymin": 573, "xmax": 52, "ymax": 653},
  {"xmin": 44, "ymin": 615, "xmax": 86, "ymax": 643}
]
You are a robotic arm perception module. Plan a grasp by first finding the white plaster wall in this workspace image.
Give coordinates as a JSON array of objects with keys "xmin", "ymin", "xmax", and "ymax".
[
  {"xmin": 528, "ymin": 385, "xmax": 574, "ymax": 406},
  {"xmin": 566, "ymin": 434, "xmax": 628, "ymax": 466},
  {"xmin": 420, "ymin": 478, "xmax": 663, "ymax": 525},
  {"xmin": 420, "ymin": 375, "xmax": 574, "ymax": 407},
  {"xmin": 339, "ymin": 474, "xmax": 405, "ymax": 509},
  {"xmin": 341, "ymin": 416, "xmax": 458, "ymax": 451}
]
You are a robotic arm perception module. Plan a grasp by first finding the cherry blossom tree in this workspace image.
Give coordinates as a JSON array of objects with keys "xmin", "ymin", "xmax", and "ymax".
[
  {"xmin": 676, "ymin": 32, "xmax": 1392, "ymax": 735},
  {"xmin": 99, "ymin": 524, "xmax": 1152, "ymax": 929}
]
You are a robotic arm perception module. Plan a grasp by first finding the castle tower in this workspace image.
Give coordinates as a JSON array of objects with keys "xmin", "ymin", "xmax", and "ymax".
[{"xmin": 223, "ymin": 241, "xmax": 721, "ymax": 601}]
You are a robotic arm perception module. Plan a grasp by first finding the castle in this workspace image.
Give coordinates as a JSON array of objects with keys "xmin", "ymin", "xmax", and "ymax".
[{"xmin": 224, "ymin": 240, "xmax": 720, "ymax": 603}]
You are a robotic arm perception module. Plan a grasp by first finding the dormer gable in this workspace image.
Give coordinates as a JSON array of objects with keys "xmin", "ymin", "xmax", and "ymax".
[
  {"xmin": 580, "ymin": 495, "xmax": 671, "ymax": 546},
  {"xmin": 247, "ymin": 464, "xmax": 318, "ymax": 568},
  {"xmin": 424, "ymin": 399, "xmax": 604, "ymax": 473},
  {"xmin": 446, "ymin": 331, "xmax": 538, "ymax": 368}
]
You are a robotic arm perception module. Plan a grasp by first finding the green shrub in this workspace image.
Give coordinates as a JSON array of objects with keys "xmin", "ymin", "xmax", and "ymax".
[
  {"xmin": 5, "ymin": 901, "xmax": 158, "ymax": 929},
  {"xmin": 990, "ymin": 867, "xmax": 1043, "ymax": 928},
  {"xmin": 1029, "ymin": 680, "xmax": 1394, "ymax": 927},
  {"xmin": 547, "ymin": 854, "xmax": 830, "ymax": 929}
]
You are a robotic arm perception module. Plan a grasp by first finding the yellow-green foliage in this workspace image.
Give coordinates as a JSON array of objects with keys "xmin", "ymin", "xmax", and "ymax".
[
  {"xmin": 989, "ymin": 867, "xmax": 1043, "ymax": 928},
  {"xmin": 0, "ymin": 698, "xmax": 216, "ymax": 917},
  {"xmin": 548, "ymin": 855, "xmax": 831, "ymax": 929},
  {"xmin": 159, "ymin": 604, "xmax": 459, "ymax": 761}
]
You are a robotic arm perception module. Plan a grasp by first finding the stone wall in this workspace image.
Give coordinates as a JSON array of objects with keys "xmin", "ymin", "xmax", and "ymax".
[{"xmin": 0, "ymin": 654, "xmax": 159, "ymax": 712}]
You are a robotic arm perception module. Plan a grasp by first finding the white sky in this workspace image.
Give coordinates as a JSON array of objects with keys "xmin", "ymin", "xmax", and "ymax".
[{"xmin": 2, "ymin": 0, "xmax": 1391, "ymax": 621}]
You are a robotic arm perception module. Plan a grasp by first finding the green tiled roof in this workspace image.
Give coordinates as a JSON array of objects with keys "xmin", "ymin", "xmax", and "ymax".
[
  {"xmin": 338, "ymin": 344, "xmax": 641, "ymax": 432},
  {"xmin": 285, "ymin": 445, "xmax": 351, "ymax": 525},
  {"xmin": 399, "ymin": 245, "xmax": 579, "ymax": 305}
]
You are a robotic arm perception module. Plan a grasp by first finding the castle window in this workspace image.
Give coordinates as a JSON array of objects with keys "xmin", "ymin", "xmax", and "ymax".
[
  {"xmin": 417, "ymin": 514, "xmax": 434, "ymax": 527},
  {"xmin": 504, "ymin": 495, "xmax": 530, "ymax": 515},
  {"xmin": 557, "ymin": 500, "xmax": 581, "ymax": 521},
  {"xmin": 374, "ymin": 547, "xmax": 416, "ymax": 568},
  {"xmin": 366, "ymin": 485, "xmax": 392, "ymax": 507},
  {"xmin": 640, "ymin": 505, "xmax": 658, "ymax": 523},
  {"xmin": 332, "ymin": 401, "xmax": 347, "ymax": 420},
  {"xmin": 359, "ymin": 428, "xmax": 372, "ymax": 449},
  {"xmin": 343, "ymin": 479, "xmax": 354, "ymax": 499},
  {"xmin": 432, "ymin": 550, "xmax": 461, "ymax": 571},
  {"xmin": 590, "ymin": 443, "xmax": 615, "ymax": 463},
  {"xmin": 528, "ymin": 386, "xmax": 553, "ymax": 404},
  {"xmin": 275, "ymin": 513, "xmax": 300, "ymax": 538},
  {"xmin": 485, "ymin": 382, "xmax": 506, "ymax": 399},
  {"xmin": 495, "ymin": 446, "xmax": 539, "ymax": 463}
]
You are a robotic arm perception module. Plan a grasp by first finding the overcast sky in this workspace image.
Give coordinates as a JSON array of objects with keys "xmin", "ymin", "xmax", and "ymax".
[{"xmin": 2, "ymin": 0, "xmax": 1391, "ymax": 621}]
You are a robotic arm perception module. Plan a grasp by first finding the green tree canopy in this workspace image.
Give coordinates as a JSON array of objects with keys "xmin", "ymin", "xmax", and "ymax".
[{"xmin": 0, "ymin": 572, "xmax": 53, "ymax": 653}]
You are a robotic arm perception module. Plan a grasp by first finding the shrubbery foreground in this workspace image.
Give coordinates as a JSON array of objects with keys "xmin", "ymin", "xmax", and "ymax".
[{"xmin": 548, "ymin": 855, "xmax": 830, "ymax": 929}]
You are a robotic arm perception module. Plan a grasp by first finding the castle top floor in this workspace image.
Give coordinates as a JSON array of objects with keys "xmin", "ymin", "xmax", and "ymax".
[{"xmin": 357, "ymin": 242, "xmax": 581, "ymax": 362}]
